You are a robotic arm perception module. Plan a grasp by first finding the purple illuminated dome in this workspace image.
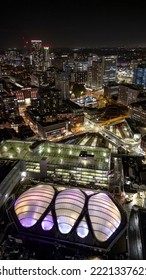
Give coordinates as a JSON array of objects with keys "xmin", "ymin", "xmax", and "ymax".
[
  {"xmin": 14, "ymin": 185, "xmax": 122, "ymax": 243},
  {"xmin": 41, "ymin": 212, "xmax": 54, "ymax": 231},
  {"xmin": 14, "ymin": 184, "xmax": 55, "ymax": 228},
  {"xmin": 88, "ymin": 192, "xmax": 121, "ymax": 242},
  {"xmin": 55, "ymin": 188, "xmax": 85, "ymax": 234},
  {"xmin": 76, "ymin": 217, "xmax": 89, "ymax": 238}
]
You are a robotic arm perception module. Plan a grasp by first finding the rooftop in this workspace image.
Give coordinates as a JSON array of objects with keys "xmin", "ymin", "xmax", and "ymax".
[
  {"xmin": 38, "ymin": 119, "xmax": 66, "ymax": 127},
  {"xmin": 11, "ymin": 184, "xmax": 127, "ymax": 252},
  {"xmin": 0, "ymin": 159, "xmax": 18, "ymax": 184},
  {"xmin": 120, "ymin": 83, "xmax": 142, "ymax": 91},
  {"xmin": 0, "ymin": 140, "xmax": 111, "ymax": 171},
  {"xmin": 64, "ymin": 99, "xmax": 83, "ymax": 110},
  {"xmin": 130, "ymin": 100, "xmax": 146, "ymax": 110}
]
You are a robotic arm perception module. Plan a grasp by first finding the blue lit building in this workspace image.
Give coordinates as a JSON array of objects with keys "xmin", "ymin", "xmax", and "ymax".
[{"xmin": 134, "ymin": 65, "xmax": 146, "ymax": 89}]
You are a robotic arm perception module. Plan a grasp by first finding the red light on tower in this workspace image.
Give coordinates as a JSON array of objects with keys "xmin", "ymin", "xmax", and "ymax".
[
  {"xmin": 22, "ymin": 37, "xmax": 29, "ymax": 48},
  {"xmin": 43, "ymin": 46, "xmax": 49, "ymax": 50}
]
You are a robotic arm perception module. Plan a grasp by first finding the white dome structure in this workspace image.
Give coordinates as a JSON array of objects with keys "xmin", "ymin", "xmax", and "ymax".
[
  {"xmin": 13, "ymin": 184, "xmax": 127, "ymax": 251},
  {"xmin": 55, "ymin": 188, "xmax": 85, "ymax": 234},
  {"xmin": 88, "ymin": 192, "xmax": 121, "ymax": 242},
  {"xmin": 14, "ymin": 184, "xmax": 55, "ymax": 228}
]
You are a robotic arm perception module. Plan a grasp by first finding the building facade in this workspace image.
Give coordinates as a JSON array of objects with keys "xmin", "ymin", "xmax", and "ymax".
[
  {"xmin": 31, "ymin": 40, "xmax": 43, "ymax": 70},
  {"xmin": 118, "ymin": 84, "xmax": 140, "ymax": 106},
  {"xmin": 91, "ymin": 60, "xmax": 103, "ymax": 90},
  {"xmin": 134, "ymin": 65, "xmax": 146, "ymax": 89},
  {"xmin": 0, "ymin": 140, "xmax": 111, "ymax": 189},
  {"xmin": 102, "ymin": 56, "xmax": 117, "ymax": 85}
]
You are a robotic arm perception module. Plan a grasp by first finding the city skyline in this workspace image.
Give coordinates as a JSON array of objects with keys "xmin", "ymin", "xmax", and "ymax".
[
  {"xmin": 0, "ymin": 1, "xmax": 146, "ymax": 49},
  {"xmin": 1, "ymin": 8, "xmax": 146, "ymax": 260}
]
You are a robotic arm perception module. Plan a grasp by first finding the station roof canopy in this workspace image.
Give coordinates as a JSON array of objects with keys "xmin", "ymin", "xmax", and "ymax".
[{"xmin": 10, "ymin": 184, "xmax": 127, "ymax": 252}]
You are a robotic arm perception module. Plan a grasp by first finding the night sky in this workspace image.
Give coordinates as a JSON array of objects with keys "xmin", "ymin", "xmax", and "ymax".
[{"xmin": 1, "ymin": 0, "xmax": 146, "ymax": 48}]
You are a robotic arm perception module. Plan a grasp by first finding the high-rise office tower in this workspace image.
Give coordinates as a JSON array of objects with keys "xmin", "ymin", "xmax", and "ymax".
[
  {"xmin": 31, "ymin": 40, "xmax": 43, "ymax": 70},
  {"xmin": 91, "ymin": 59, "xmax": 103, "ymax": 90},
  {"xmin": 55, "ymin": 71, "xmax": 69, "ymax": 100},
  {"xmin": 43, "ymin": 46, "xmax": 50, "ymax": 70},
  {"xmin": 134, "ymin": 65, "xmax": 146, "ymax": 89},
  {"xmin": 102, "ymin": 55, "xmax": 117, "ymax": 85},
  {"xmin": 86, "ymin": 66, "xmax": 92, "ymax": 88}
]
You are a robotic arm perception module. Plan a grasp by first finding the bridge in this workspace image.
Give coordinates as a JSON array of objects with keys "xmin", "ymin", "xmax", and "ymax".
[{"xmin": 99, "ymin": 114, "xmax": 129, "ymax": 126}]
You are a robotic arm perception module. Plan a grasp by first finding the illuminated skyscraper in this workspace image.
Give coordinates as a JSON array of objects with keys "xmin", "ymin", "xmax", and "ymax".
[
  {"xmin": 91, "ymin": 59, "xmax": 103, "ymax": 90},
  {"xmin": 134, "ymin": 65, "xmax": 146, "ymax": 89},
  {"xmin": 31, "ymin": 40, "xmax": 43, "ymax": 70},
  {"xmin": 43, "ymin": 46, "xmax": 50, "ymax": 70},
  {"xmin": 102, "ymin": 56, "xmax": 117, "ymax": 85}
]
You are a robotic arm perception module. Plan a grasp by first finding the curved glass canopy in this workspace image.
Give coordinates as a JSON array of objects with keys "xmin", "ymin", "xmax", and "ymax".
[
  {"xmin": 55, "ymin": 188, "xmax": 85, "ymax": 234},
  {"xmin": 88, "ymin": 192, "xmax": 121, "ymax": 242},
  {"xmin": 14, "ymin": 184, "xmax": 55, "ymax": 228},
  {"xmin": 14, "ymin": 185, "xmax": 122, "ymax": 243}
]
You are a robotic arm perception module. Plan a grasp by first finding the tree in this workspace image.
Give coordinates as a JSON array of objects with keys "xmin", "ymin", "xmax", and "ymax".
[{"xmin": 72, "ymin": 83, "xmax": 86, "ymax": 98}]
